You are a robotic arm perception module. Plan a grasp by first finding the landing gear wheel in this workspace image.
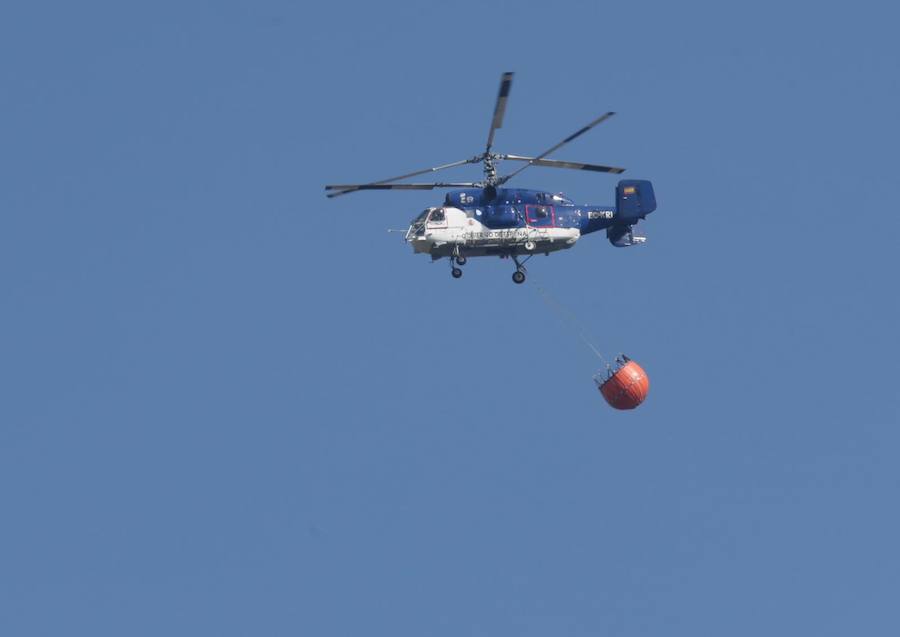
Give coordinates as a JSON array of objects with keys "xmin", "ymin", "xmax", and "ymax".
[
  {"xmin": 524, "ymin": 241, "xmax": 536, "ymax": 251},
  {"xmin": 451, "ymin": 267, "xmax": 463, "ymax": 279},
  {"xmin": 512, "ymin": 270, "xmax": 526, "ymax": 284},
  {"xmin": 455, "ymin": 256, "xmax": 467, "ymax": 266}
]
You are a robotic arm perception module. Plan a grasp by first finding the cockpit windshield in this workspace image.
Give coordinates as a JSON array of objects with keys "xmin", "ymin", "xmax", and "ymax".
[{"xmin": 407, "ymin": 208, "xmax": 433, "ymax": 240}]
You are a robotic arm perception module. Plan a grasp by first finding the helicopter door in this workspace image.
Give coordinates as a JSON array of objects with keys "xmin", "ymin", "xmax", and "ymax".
[
  {"xmin": 426, "ymin": 207, "xmax": 448, "ymax": 229},
  {"xmin": 525, "ymin": 204, "xmax": 555, "ymax": 228}
]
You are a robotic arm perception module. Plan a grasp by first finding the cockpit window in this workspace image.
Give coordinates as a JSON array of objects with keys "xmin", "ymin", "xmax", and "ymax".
[
  {"xmin": 414, "ymin": 209, "xmax": 431, "ymax": 223},
  {"xmin": 428, "ymin": 208, "xmax": 445, "ymax": 222}
]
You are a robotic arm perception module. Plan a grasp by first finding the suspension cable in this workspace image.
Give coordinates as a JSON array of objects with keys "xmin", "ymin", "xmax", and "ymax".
[{"xmin": 529, "ymin": 276, "xmax": 608, "ymax": 367}]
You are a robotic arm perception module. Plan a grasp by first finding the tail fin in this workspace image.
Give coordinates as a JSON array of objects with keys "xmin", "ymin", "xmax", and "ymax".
[
  {"xmin": 616, "ymin": 180, "xmax": 656, "ymax": 221},
  {"xmin": 609, "ymin": 180, "xmax": 655, "ymax": 247}
]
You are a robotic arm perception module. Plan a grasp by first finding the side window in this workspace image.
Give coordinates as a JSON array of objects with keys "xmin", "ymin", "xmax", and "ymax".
[
  {"xmin": 525, "ymin": 204, "xmax": 554, "ymax": 226},
  {"xmin": 429, "ymin": 208, "xmax": 445, "ymax": 222}
]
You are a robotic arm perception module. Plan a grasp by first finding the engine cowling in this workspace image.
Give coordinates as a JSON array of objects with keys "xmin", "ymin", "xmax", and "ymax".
[{"xmin": 480, "ymin": 204, "xmax": 519, "ymax": 228}]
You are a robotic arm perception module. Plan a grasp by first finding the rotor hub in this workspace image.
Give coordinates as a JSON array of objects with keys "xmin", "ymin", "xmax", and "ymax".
[{"xmin": 482, "ymin": 152, "xmax": 500, "ymax": 186}]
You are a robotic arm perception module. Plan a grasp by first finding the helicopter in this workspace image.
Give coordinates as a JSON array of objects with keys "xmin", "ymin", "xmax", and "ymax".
[{"xmin": 325, "ymin": 72, "xmax": 657, "ymax": 284}]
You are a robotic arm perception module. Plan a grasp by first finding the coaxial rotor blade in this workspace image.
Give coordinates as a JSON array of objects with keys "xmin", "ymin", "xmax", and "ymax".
[
  {"xmin": 497, "ymin": 111, "xmax": 616, "ymax": 185},
  {"xmin": 325, "ymin": 182, "xmax": 481, "ymax": 196},
  {"xmin": 501, "ymin": 154, "xmax": 625, "ymax": 174},
  {"xmin": 485, "ymin": 72, "xmax": 514, "ymax": 153},
  {"xmin": 325, "ymin": 157, "xmax": 483, "ymax": 198}
]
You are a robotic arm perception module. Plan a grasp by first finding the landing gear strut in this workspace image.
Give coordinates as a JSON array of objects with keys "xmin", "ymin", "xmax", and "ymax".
[
  {"xmin": 451, "ymin": 250, "xmax": 465, "ymax": 279},
  {"xmin": 511, "ymin": 254, "xmax": 529, "ymax": 285}
]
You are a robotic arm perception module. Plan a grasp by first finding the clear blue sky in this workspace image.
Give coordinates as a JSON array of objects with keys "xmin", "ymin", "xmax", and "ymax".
[{"xmin": 2, "ymin": 1, "xmax": 898, "ymax": 635}]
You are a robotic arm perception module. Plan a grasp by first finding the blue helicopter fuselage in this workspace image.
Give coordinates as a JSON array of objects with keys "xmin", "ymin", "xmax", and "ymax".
[
  {"xmin": 440, "ymin": 179, "xmax": 656, "ymax": 240},
  {"xmin": 443, "ymin": 187, "xmax": 616, "ymax": 235},
  {"xmin": 405, "ymin": 179, "xmax": 657, "ymax": 262}
]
